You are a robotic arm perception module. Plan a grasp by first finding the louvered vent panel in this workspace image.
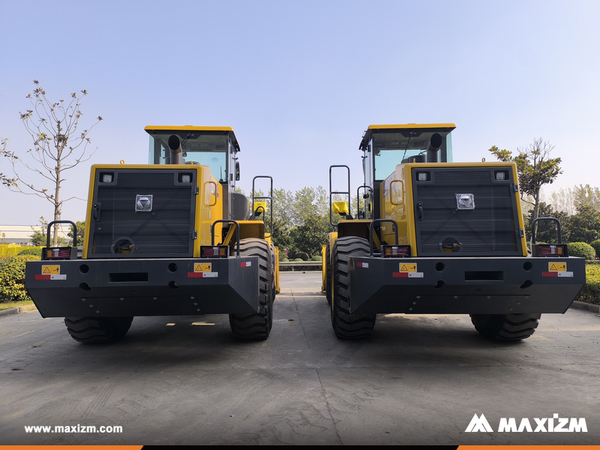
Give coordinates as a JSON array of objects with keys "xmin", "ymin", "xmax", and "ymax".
[
  {"xmin": 412, "ymin": 168, "xmax": 522, "ymax": 256},
  {"xmin": 88, "ymin": 170, "xmax": 196, "ymax": 258}
]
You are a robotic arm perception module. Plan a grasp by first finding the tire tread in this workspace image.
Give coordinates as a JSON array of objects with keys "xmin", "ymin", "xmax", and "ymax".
[
  {"xmin": 65, "ymin": 316, "xmax": 133, "ymax": 344},
  {"xmin": 331, "ymin": 236, "xmax": 376, "ymax": 339},
  {"xmin": 470, "ymin": 313, "xmax": 541, "ymax": 341},
  {"xmin": 229, "ymin": 238, "xmax": 274, "ymax": 340}
]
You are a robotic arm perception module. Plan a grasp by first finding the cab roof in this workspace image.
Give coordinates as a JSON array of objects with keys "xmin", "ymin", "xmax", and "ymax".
[
  {"xmin": 359, "ymin": 123, "xmax": 456, "ymax": 150},
  {"xmin": 144, "ymin": 125, "xmax": 240, "ymax": 152}
]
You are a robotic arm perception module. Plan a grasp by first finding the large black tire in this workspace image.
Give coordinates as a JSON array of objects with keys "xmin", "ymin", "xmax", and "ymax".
[
  {"xmin": 229, "ymin": 238, "xmax": 274, "ymax": 340},
  {"xmin": 470, "ymin": 313, "xmax": 541, "ymax": 341},
  {"xmin": 331, "ymin": 236, "xmax": 376, "ymax": 339},
  {"xmin": 325, "ymin": 241, "xmax": 332, "ymax": 305},
  {"xmin": 65, "ymin": 317, "xmax": 133, "ymax": 344}
]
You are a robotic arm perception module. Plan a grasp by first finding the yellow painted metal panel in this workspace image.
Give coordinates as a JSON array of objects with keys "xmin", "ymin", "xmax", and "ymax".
[
  {"xmin": 82, "ymin": 166, "xmax": 97, "ymax": 259},
  {"xmin": 367, "ymin": 123, "xmax": 456, "ymax": 130},
  {"xmin": 274, "ymin": 245, "xmax": 280, "ymax": 294},
  {"xmin": 144, "ymin": 125, "xmax": 234, "ymax": 132},
  {"xmin": 198, "ymin": 165, "xmax": 223, "ymax": 253},
  {"xmin": 237, "ymin": 221, "xmax": 265, "ymax": 240},
  {"xmin": 321, "ymin": 244, "xmax": 327, "ymax": 292},
  {"xmin": 87, "ymin": 163, "xmax": 209, "ymax": 170}
]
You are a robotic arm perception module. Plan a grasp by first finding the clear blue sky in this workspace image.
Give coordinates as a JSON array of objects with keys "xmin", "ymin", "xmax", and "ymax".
[{"xmin": 1, "ymin": 0, "xmax": 599, "ymax": 226}]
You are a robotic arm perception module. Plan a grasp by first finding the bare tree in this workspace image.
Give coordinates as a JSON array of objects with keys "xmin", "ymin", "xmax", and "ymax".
[
  {"xmin": 1, "ymin": 137, "xmax": 16, "ymax": 187},
  {"xmin": 5, "ymin": 81, "xmax": 102, "ymax": 245},
  {"xmin": 489, "ymin": 137, "xmax": 562, "ymax": 222}
]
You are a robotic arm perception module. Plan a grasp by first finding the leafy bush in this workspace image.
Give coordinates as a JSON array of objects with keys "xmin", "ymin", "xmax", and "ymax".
[
  {"xmin": 567, "ymin": 242, "xmax": 595, "ymax": 260},
  {"xmin": 311, "ymin": 255, "xmax": 323, "ymax": 262},
  {"xmin": 590, "ymin": 240, "xmax": 600, "ymax": 259},
  {"xmin": 0, "ymin": 245, "xmax": 24, "ymax": 258},
  {"xmin": 577, "ymin": 263, "xmax": 600, "ymax": 305},
  {"xmin": 293, "ymin": 251, "xmax": 309, "ymax": 261},
  {"xmin": 18, "ymin": 247, "xmax": 43, "ymax": 258},
  {"xmin": 0, "ymin": 255, "xmax": 39, "ymax": 303}
]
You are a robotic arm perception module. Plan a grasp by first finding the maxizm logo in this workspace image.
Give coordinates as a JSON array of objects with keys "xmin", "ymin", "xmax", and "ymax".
[{"xmin": 465, "ymin": 414, "xmax": 587, "ymax": 433}]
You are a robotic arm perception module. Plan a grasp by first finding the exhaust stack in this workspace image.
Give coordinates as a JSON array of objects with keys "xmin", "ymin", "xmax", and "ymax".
[
  {"xmin": 427, "ymin": 133, "xmax": 443, "ymax": 163},
  {"xmin": 168, "ymin": 135, "xmax": 184, "ymax": 164}
]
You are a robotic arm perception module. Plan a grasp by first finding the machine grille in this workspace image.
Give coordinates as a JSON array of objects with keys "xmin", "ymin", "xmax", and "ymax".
[
  {"xmin": 87, "ymin": 169, "xmax": 196, "ymax": 258},
  {"xmin": 412, "ymin": 167, "xmax": 523, "ymax": 256}
]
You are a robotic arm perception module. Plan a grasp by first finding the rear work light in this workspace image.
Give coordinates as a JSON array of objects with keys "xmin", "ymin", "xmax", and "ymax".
[
  {"xmin": 178, "ymin": 172, "xmax": 193, "ymax": 184},
  {"xmin": 416, "ymin": 172, "xmax": 430, "ymax": 182},
  {"xmin": 43, "ymin": 247, "xmax": 77, "ymax": 260},
  {"xmin": 200, "ymin": 246, "xmax": 229, "ymax": 258},
  {"xmin": 532, "ymin": 244, "xmax": 569, "ymax": 257},
  {"xmin": 100, "ymin": 172, "xmax": 114, "ymax": 183},
  {"xmin": 494, "ymin": 170, "xmax": 509, "ymax": 181},
  {"xmin": 382, "ymin": 245, "xmax": 411, "ymax": 258}
]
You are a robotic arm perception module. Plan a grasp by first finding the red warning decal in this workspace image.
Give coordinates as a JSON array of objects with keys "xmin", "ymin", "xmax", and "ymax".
[
  {"xmin": 34, "ymin": 274, "xmax": 67, "ymax": 280},
  {"xmin": 393, "ymin": 272, "xmax": 424, "ymax": 278},
  {"xmin": 188, "ymin": 272, "xmax": 218, "ymax": 278},
  {"xmin": 542, "ymin": 271, "xmax": 573, "ymax": 278}
]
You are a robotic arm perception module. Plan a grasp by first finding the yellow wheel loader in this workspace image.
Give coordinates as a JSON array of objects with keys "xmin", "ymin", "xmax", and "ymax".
[
  {"xmin": 25, "ymin": 126, "xmax": 279, "ymax": 343},
  {"xmin": 324, "ymin": 123, "xmax": 585, "ymax": 340}
]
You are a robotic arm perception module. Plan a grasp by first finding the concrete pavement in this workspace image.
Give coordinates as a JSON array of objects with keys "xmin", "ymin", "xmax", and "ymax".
[{"xmin": 0, "ymin": 272, "xmax": 599, "ymax": 445}]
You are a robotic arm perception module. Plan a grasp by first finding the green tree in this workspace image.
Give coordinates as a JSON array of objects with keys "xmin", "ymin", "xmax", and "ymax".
[
  {"xmin": 294, "ymin": 186, "xmax": 332, "ymax": 224},
  {"xmin": 4, "ymin": 81, "xmax": 102, "ymax": 246},
  {"xmin": 489, "ymin": 138, "xmax": 562, "ymax": 222},
  {"xmin": 270, "ymin": 188, "xmax": 294, "ymax": 251},
  {"xmin": 289, "ymin": 214, "xmax": 332, "ymax": 258},
  {"xmin": 541, "ymin": 184, "xmax": 600, "ymax": 244},
  {"xmin": 29, "ymin": 216, "xmax": 67, "ymax": 246},
  {"xmin": 563, "ymin": 204, "xmax": 600, "ymax": 243},
  {"xmin": 246, "ymin": 186, "xmax": 294, "ymax": 251},
  {"xmin": 547, "ymin": 187, "xmax": 576, "ymax": 215},
  {"xmin": 288, "ymin": 187, "xmax": 333, "ymax": 257},
  {"xmin": 243, "ymin": 185, "xmax": 352, "ymax": 258},
  {"xmin": 67, "ymin": 221, "xmax": 85, "ymax": 247},
  {"xmin": 573, "ymin": 184, "xmax": 600, "ymax": 210},
  {"xmin": 29, "ymin": 216, "xmax": 49, "ymax": 246},
  {"xmin": 526, "ymin": 202, "xmax": 568, "ymax": 244}
]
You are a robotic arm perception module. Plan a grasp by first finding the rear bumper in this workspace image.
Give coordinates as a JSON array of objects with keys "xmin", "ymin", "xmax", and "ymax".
[
  {"xmin": 25, "ymin": 257, "xmax": 259, "ymax": 317},
  {"xmin": 348, "ymin": 256, "xmax": 586, "ymax": 314}
]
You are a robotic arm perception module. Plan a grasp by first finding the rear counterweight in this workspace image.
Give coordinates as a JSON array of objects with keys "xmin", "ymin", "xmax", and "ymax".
[
  {"xmin": 348, "ymin": 256, "xmax": 586, "ymax": 315},
  {"xmin": 25, "ymin": 257, "xmax": 260, "ymax": 317}
]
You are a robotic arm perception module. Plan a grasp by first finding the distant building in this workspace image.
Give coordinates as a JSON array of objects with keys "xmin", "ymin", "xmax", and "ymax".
[{"xmin": 0, "ymin": 225, "xmax": 70, "ymax": 246}]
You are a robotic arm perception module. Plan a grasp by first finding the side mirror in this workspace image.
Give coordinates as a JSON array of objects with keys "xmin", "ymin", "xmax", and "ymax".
[{"xmin": 235, "ymin": 161, "xmax": 240, "ymax": 181}]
